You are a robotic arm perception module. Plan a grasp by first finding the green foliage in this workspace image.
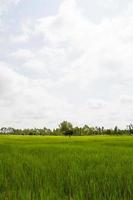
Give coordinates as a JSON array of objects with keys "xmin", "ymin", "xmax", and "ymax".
[
  {"xmin": 0, "ymin": 136, "xmax": 133, "ymax": 199},
  {"xmin": 59, "ymin": 121, "xmax": 73, "ymax": 136},
  {"xmin": 0, "ymin": 122, "xmax": 133, "ymax": 136}
]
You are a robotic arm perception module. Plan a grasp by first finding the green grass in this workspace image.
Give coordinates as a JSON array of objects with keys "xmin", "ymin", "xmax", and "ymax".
[{"xmin": 0, "ymin": 135, "xmax": 133, "ymax": 200}]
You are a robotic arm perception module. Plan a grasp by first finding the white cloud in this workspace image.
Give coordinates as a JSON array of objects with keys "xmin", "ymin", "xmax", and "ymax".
[
  {"xmin": 0, "ymin": 61, "xmax": 73, "ymax": 128},
  {"xmin": 0, "ymin": 62, "xmax": 21, "ymax": 97},
  {"xmin": 0, "ymin": 0, "xmax": 21, "ymax": 14},
  {"xmin": 120, "ymin": 95, "xmax": 133, "ymax": 105},
  {"xmin": 11, "ymin": 34, "xmax": 29, "ymax": 43},
  {"xmin": 1, "ymin": 0, "xmax": 133, "ymax": 128},
  {"xmin": 11, "ymin": 49, "xmax": 34, "ymax": 61}
]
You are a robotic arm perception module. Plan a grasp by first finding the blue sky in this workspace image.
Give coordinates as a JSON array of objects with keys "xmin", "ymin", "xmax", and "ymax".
[{"xmin": 0, "ymin": 0, "xmax": 133, "ymax": 129}]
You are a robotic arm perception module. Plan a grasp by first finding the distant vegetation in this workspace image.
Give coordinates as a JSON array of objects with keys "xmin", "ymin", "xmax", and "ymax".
[{"xmin": 0, "ymin": 121, "xmax": 133, "ymax": 136}]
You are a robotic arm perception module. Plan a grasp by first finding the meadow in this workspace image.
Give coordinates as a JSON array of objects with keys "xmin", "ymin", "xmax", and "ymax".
[{"xmin": 0, "ymin": 135, "xmax": 133, "ymax": 200}]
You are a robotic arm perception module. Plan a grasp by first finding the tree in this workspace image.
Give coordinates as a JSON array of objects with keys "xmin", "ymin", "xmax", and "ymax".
[
  {"xmin": 114, "ymin": 126, "xmax": 118, "ymax": 135},
  {"xmin": 127, "ymin": 124, "xmax": 133, "ymax": 134},
  {"xmin": 59, "ymin": 121, "xmax": 73, "ymax": 136}
]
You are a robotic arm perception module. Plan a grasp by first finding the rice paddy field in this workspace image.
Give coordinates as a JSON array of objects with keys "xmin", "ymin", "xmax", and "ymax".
[{"xmin": 0, "ymin": 135, "xmax": 133, "ymax": 200}]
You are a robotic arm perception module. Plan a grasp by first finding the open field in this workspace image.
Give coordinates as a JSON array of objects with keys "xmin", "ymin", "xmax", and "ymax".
[{"xmin": 0, "ymin": 136, "xmax": 133, "ymax": 200}]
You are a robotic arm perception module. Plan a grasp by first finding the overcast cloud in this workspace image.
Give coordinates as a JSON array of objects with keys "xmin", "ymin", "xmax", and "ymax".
[{"xmin": 0, "ymin": 0, "xmax": 133, "ymax": 128}]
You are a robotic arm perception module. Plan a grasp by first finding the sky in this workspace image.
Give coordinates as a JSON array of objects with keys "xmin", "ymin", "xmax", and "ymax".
[{"xmin": 0, "ymin": 0, "xmax": 133, "ymax": 129}]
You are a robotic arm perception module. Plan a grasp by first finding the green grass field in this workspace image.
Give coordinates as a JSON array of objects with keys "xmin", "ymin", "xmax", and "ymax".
[{"xmin": 0, "ymin": 136, "xmax": 133, "ymax": 200}]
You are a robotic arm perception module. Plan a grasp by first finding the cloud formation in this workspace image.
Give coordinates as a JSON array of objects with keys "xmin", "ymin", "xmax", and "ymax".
[
  {"xmin": 0, "ymin": 0, "xmax": 21, "ymax": 14},
  {"xmin": 0, "ymin": 0, "xmax": 133, "ymax": 128}
]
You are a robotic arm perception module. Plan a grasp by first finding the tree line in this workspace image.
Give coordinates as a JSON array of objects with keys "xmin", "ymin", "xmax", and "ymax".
[{"xmin": 0, "ymin": 121, "xmax": 133, "ymax": 136}]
